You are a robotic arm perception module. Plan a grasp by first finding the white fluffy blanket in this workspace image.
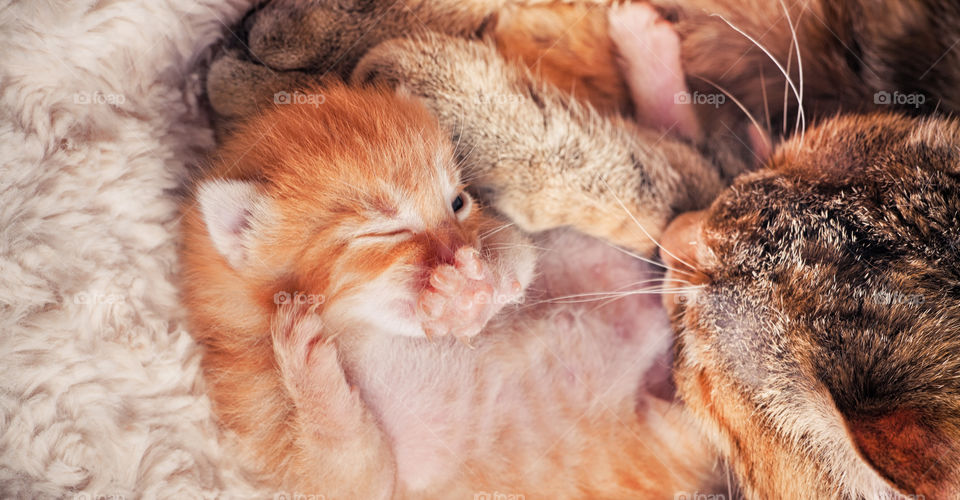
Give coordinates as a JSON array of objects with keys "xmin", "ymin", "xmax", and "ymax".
[{"xmin": 0, "ymin": 1, "xmax": 269, "ymax": 497}]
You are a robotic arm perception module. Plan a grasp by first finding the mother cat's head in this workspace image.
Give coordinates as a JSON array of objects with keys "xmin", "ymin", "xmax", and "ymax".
[{"xmin": 662, "ymin": 113, "xmax": 960, "ymax": 499}]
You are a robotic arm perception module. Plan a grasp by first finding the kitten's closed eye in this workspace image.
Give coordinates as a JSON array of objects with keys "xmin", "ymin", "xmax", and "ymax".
[{"xmin": 357, "ymin": 229, "xmax": 414, "ymax": 240}]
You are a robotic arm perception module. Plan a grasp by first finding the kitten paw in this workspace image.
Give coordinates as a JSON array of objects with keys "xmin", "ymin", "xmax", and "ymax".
[{"xmin": 418, "ymin": 247, "xmax": 522, "ymax": 338}]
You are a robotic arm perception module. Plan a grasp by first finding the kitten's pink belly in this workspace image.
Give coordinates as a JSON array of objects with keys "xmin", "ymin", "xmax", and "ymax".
[{"xmin": 356, "ymin": 230, "xmax": 673, "ymax": 491}]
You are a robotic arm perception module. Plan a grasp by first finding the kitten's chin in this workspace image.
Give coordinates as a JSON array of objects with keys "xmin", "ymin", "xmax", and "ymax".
[{"xmin": 323, "ymin": 276, "xmax": 428, "ymax": 338}]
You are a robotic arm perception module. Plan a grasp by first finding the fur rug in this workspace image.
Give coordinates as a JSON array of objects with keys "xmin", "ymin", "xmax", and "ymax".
[{"xmin": 0, "ymin": 0, "xmax": 269, "ymax": 496}]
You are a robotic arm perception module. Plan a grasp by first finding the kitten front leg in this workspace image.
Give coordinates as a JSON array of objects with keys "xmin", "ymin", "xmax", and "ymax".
[
  {"xmin": 352, "ymin": 33, "xmax": 723, "ymax": 256},
  {"xmin": 271, "ymin": 303, "xmax": 396, "ymax": 499}
]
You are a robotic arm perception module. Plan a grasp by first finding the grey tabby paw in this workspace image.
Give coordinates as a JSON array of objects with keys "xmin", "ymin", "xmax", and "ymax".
[
  {"xmin": 246, "ymin": 0, "xmax": 400, "ymax": 75},
  {"xmin": 205, "ymin": 45, "xmax": 325, "ymax": 133}
]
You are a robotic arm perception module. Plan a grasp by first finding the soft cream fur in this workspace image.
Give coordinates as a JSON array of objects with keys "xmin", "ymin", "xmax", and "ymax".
[{"xmin": 0, "ymin": 0, "xmax": 273, "ymax": 496}]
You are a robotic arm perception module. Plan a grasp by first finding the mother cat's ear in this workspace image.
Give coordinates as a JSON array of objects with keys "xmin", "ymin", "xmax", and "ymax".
[
  {"xmin": 195, "ymin": 179, "xmax": 273, "ymax": 270},
  {"xmin": 846, "ymin": 408, "xmax": 960, "ymax": 498}
]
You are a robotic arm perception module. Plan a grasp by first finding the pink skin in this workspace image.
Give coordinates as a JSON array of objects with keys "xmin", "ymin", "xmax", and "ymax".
[
  {"xmin": 417, "ymin": 247, "xmax": 522, "ymax": 338},
  {"xmin": 608, "ymin": 3, "xmax": 702, "ymax": 142}
]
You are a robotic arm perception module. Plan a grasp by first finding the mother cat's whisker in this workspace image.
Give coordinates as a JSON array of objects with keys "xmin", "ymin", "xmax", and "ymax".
[
  {"xmin": 599, "ymin": 239, "xmax": 686, "ymax": 274},
  {"xmin": 484, "ymin": 243, "xmax": 552, "ymax": 252},
  {"xmin": 711, "ymin": 12, "xmax": 806, "ymax": 142},
  {"xmin": 547, "ymin": 288, "xmax": 706, "ymax": 305},
  {"xmin": 760, "ymin": 63, "xmax": 772, "ymax": 134},
  {"xmin": 779, "ymin": 0, "xmax": 806, "ymax": 142},
  {"xmin": 692, "ymin": 75, "xmax": 771, "ymax": 160},
  {"xmin": 600, "ymin": 178, "xmax": 699, "ymax": 271},
  {"xmin": 547, "ymin": 284, "xmax": 707, "ymax": 305}
]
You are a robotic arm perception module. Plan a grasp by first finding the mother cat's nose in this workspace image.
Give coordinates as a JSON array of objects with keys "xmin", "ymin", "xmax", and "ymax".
[{"xmin": 660, "ymin": 210, "xmax": 710, "ymax": 284}]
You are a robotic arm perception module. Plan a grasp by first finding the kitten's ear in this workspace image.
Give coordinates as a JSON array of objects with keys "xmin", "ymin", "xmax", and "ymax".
[
  {"xmin": 196, "ymin": 179, "xmax": 271, "ymax": 269},
  {"xmin": 847, "ymin": 409, "xmax": 960, "ymax": 498}
]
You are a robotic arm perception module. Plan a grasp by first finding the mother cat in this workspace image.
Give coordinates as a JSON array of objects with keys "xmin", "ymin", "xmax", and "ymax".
[{"xmin": 202, "ymin": 0, "xmax": 960, "ymax": 498}]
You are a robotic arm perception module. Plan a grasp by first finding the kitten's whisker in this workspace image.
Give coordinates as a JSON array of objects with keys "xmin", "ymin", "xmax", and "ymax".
[
  {"xmin": 453, "ymin": 113, "xmax": 466, "ymax": 160},
  {"xmin": 479, "ymin": 222, "xmax": 516, "ymax": 239},
  {"xmin": 453, "ymin": 114, "xmax": 483, "ymax": 165},
  {"xmin": 458, "ymin": 139, "xmax": 482, "ymax": 169},
  {"xmin": 599, "ymin": 178, "xmax": 699, "ymax": 272}
]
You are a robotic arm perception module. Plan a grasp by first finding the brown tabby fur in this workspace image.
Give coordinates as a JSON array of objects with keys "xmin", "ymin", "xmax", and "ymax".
[{"xmin": 663, "ymin": 113, "xmax": 960, "ymax": 498}]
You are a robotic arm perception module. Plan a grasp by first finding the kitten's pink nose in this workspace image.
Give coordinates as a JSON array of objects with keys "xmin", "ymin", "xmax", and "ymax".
[
  {"xmin": 660, "ymin": 210, "xmax": 709, "ymax": 284},
  {"xmin": 428, "ymin": 229, "xmax": 468, "ymax": 266}
]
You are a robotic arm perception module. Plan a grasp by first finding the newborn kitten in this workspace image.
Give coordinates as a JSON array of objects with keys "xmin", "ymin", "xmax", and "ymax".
[
  {"xmin": 659, "ymin": 113, "xmax": 960, "ymax": 499},
  {"xmin": 180, "ymin": 85, "xmax": 720, "ymax": 498}
]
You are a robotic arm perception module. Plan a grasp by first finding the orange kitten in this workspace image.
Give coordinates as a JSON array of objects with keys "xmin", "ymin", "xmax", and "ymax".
[{"xmin": 180, "ymin": 84, "xmax": 719, "ymax": 498}]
